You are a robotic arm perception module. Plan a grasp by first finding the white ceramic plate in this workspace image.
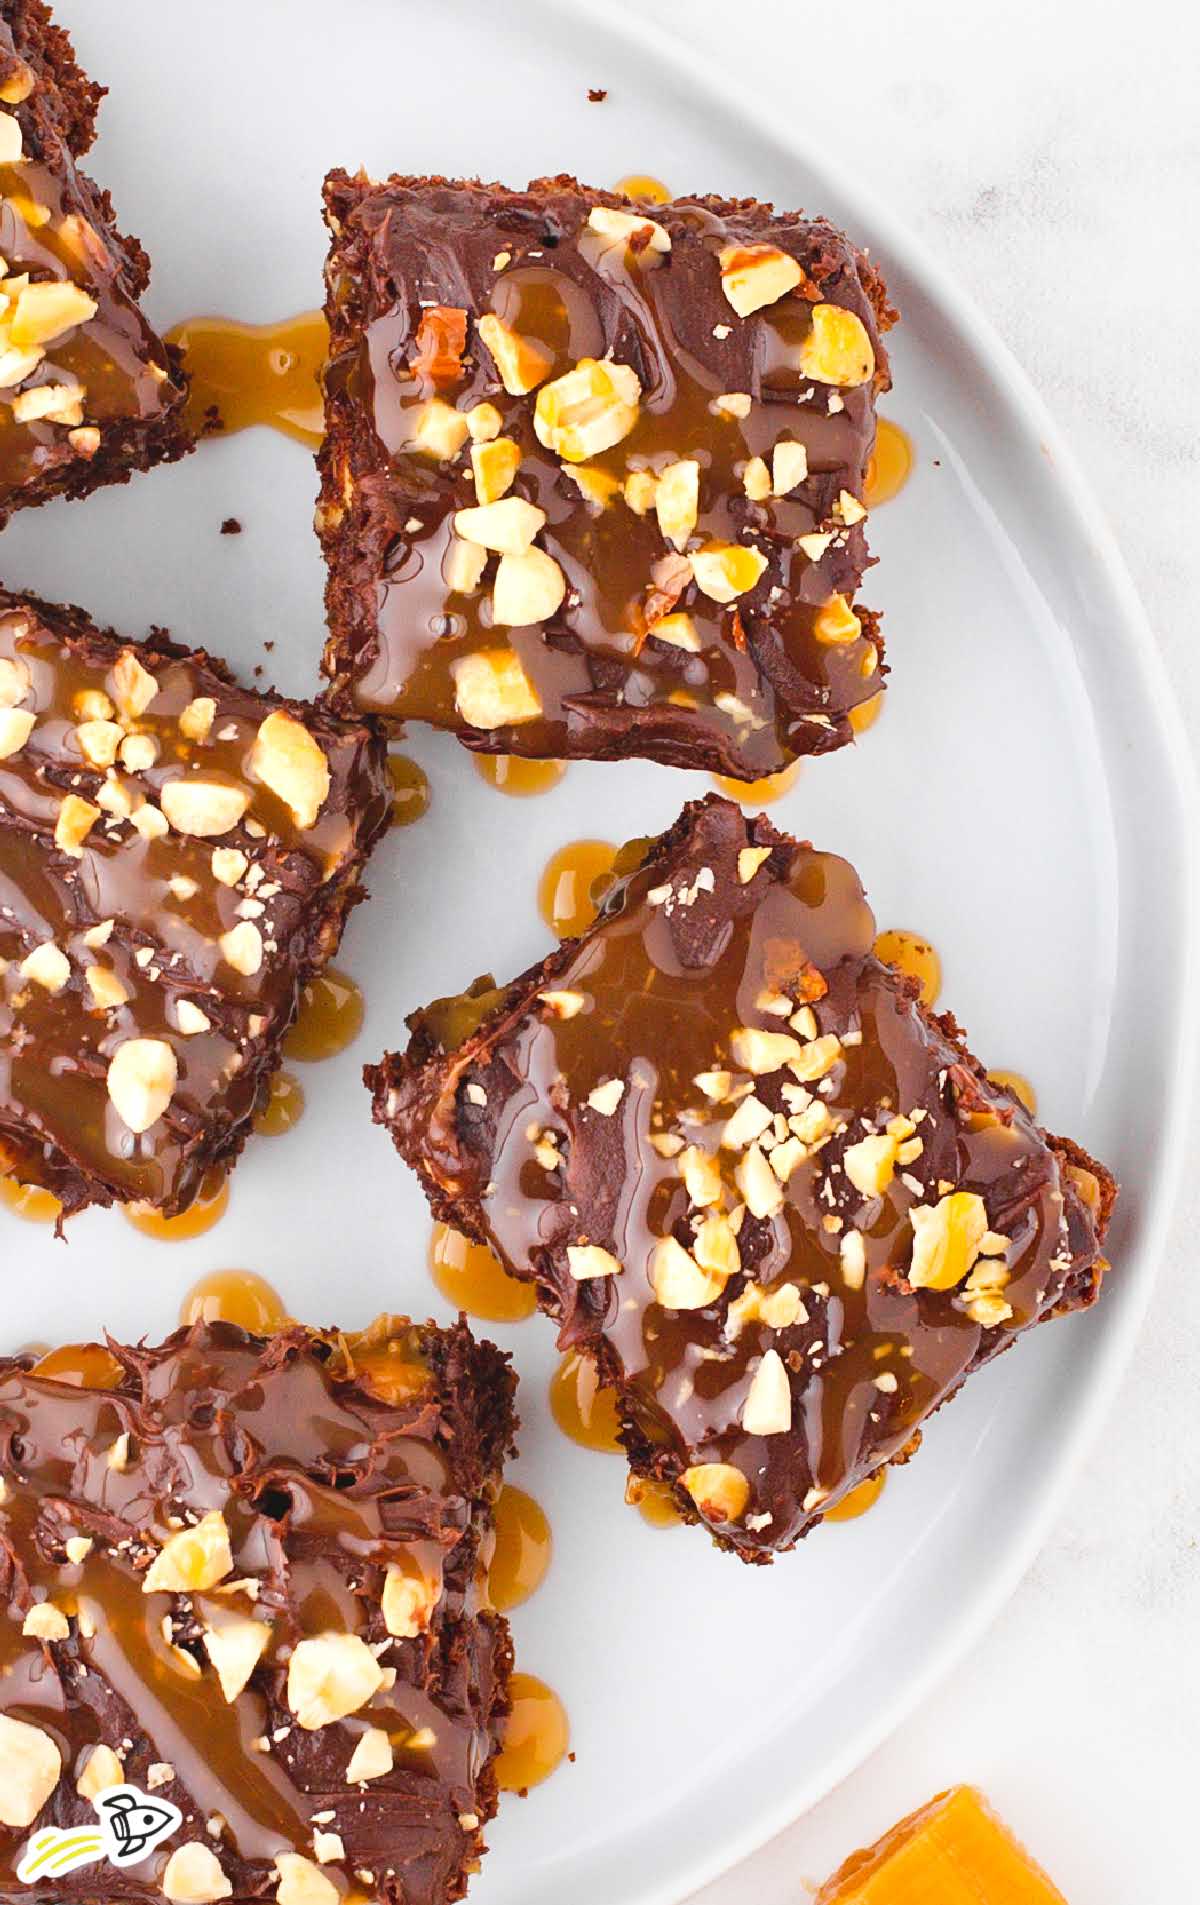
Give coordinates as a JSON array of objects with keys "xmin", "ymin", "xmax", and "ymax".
[{"xmin": 1, "ymin": 4, "xmax": 1194, "ymax": 1903}]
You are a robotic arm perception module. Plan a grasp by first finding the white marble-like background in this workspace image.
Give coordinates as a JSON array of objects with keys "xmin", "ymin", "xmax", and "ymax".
[{"xmin": 612, "ymin": 1, "xmax": 1199, "ymax": 1898}]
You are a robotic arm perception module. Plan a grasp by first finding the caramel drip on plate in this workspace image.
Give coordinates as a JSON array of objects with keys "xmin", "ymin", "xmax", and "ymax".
[
  {"xmin": 625, "ymin": 1476, "xmax": 683, "ymax": 1529},
  {"xmin": 428, "ymin": 1222, "xmax": 537, "ymax": 1323},
  {"xmin": 849, "ymin": 691, "xmax": 884, "ymax": 734},
  {"xmin": 488, "ymin": 1486, "xmax": 552, "ymax": 1611},
  {"xmin": 0, "ymin": 1176, "xmax": 61, "ymax": 1224},
  {"xmin": 713, "ymin": 761, "xmax": 802, "ymax": 805},
  {"xmin": 472, "ymin": 754, "xmax": 566, "ymax": 799},
  {"xmin": 873, "ymin": 929, "xmax": 942, "ymax": 1008},
  {"xmin": 614, "ymin": 174, "xmax": 671, "ymax": 204},
  {"xmin": 30, "ymin": 1343, "xmax": 123, "ymax": 1388},
  {"xmin": 166, "ymin": 312, "xmax": 328, "ymax": 448},
  {"xmin": 124, "ymin": 1171, "xmax": 229, "ymax": 1241},
  {"xmin": 283, "ymin": 968, "xmax": 363, "ymax": 1062},
  {"xmin": 548, "ymin": 1351, "xmax": 624, "ymax": 1454},
  {"xmin": 179, "ymin": 1269, "xmax": 289, "ymax": 1332},
  {"xmin": 821, "ymin": 1467, "xmax": 887, "ymax": 1523},
  {"xmin": 494, "ymin": 1674, "xmax": 570, "ymax": 1792},
  {"xmin": 538, "ymin": 839, "xmax": 618, "ymax": 938},
  {"xmin": 387, "ymin": 755, "xmax": 430, "ymax": 827},
  {"xmin": 864, "ymin": 417, "xmax": 913, "ymax": 507},
  {"xmin": 254, "ymin": 1069, "xmax": 306, "ymax": 1137},
  {"xmin": 987, "ymin": 1069, "xmax": 1038, "ymax": 1116}
]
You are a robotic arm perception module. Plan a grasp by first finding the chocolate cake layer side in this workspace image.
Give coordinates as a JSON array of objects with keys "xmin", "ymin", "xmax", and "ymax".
[
  {"xmin": 0, "ymin": 1317, "xmax": 517, "ymax": 1905},
  {"xmin": 368, "ymin": 795, "xmax": 1116, "ymax": 1562},
  {"xmin": 318, "ymin": 170, "xmax": 894, "ymax": 778},
  {"xmin": 0, "ymin": 1, "xmax": 191, "ymax": 522},
  {"xmin": 0, "ymin": 588, "xmax": 391, "ymax": 1220}
]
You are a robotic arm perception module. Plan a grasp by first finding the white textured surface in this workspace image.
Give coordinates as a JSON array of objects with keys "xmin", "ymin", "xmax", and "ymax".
[
  {"xmin": 0, "ymin": 4, "xmax": 1193, "ymax": 1902},
  {"xmin": 622, "ymin": 1, "xmax": 1199, "ymax": 1898}
]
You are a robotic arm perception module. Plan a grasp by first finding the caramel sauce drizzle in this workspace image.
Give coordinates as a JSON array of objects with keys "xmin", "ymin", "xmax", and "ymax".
[
  {"xmin": 387, "ymin": 754, "xmax": 430, "ymax": 828},
  {"xmin": 988, "ymin": 1069, "xmax": 1038, "ymax": 1116},
  {"xmin": 124, "ymin": 1170, "xmax": 229, "ymax": 1242},
  {"xmin": 537, "ymin": 839, "xmax": 618, "ymax": 938},
  {"xmin": 548, "ymin": 1350, "xmax": 624, "ymax": 1454},
  {"xmin": 30, "ymin": 1342, "xmax": 124, "ymax": 1388},
  {"xmin": 713, "ymin": 761, "xmax": 802, "ymax": 805},
  {"xmin": 614, "ymin": 174, "xmax": 671, "ymax": 205},
  {"xmin": 873, "ymin": 929, "xmax": 942, "ymax": 1008},
  {"xmin": 472, "ymin": 754, "xmax": 566, "ymax": 799},
  {"xmin": 283, "ymin": 967, "xmax": 363, "ymax": 1062},
  {"xmin": 254, "ymin": 1069, "xmax": 306, "ymax": 1137},
  {"xmin": 848, "ymin": 691, "xmax": 884, "ymax": 734},
  {"xmin": 179, "ymin": 1269, "xmax": 289, "ymax": 1332},
  {"xmin": 166, "ymin": 312, "xmax": 327, "ymax": 448},
  {"xmin": 864, "ymin": 417, "xmax": 913, "ymax": 507},
  {"xmin": 428, "ymin": 1222, "xmax": 536, "ymax": 1324},
  {"xmin": 487, "ymin": 1485, "xmax": 553, "ymax": 1611},
  {"xmin": 0, "ymin": 1176, "xmax": 61, "ymax": 1224},
  {"xmin": 494, "ymin": 1673, "xmax": 570, "ymax": 1792},
  {"xmin": 821, "ymin": 1467, "xmax": 887, "ymax": 1522},
  {"xmin": 625, "ymin": 1476, "xmax": 683, "ymax": 1529}
]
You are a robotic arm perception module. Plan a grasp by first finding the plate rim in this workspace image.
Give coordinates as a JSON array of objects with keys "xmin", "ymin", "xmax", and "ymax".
[{"xmin": 539, "ymin": 2, "xmax": 1200, "ymax": 1898}]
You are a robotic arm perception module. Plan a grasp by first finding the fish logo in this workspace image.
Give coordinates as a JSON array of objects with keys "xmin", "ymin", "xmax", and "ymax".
[{"xmin": 16, "ymin": 1783, "xmax": 182, "ymax": 1884}]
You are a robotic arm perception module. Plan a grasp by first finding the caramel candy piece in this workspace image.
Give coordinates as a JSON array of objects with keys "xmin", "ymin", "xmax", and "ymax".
[{"xmin": 813, "ymin": 1785, "xmax": 1067, "ymax": 1904}]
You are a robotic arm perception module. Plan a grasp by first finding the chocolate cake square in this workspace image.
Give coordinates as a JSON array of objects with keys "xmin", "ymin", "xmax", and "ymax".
[
  {"xmin": 369, "ymin": 795, "xmax": 1116, "ymax": 1561},
  {"xmin": 0, "ymin": 1315, "xmax": 516, "ymax": 1905},
  {"xmin": 0, "ymin": 587, "xmax": 389, "ymax": 1219},
  {"xmin": 0, "ymin": 0, "xmax": 190, "ymax": 522},
  {"xmin": 318, "ymin": 171, "xmax": 894, "ymax": 779}
]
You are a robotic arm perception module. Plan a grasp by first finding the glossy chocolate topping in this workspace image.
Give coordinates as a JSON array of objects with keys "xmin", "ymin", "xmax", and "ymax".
[
  {"xmin": 0, "ymin": 591, "xmax": 389, "ymax": 1218},
  {"xmin": 0, "ymin": 1317, "xmax": 516, "ymax": 1905},
  {"xmin": 0, "ymin": 4, "xmax": 190, "ymax": 518},
  {"xmin": 371, "ymin": 797, "xmax": 1114, "ymax": 1559},
  {"xmin": 319, "ymin": 173, "xmax": 893, "ymax": 778}
]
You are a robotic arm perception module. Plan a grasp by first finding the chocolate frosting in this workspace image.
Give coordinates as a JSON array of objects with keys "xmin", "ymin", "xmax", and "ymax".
[
  {"xmin": 0, "ymin": 1318, "xmax": 516, "ymax": 1905},
  {"xmin": 319, "ymin": 172, "xmax": 894, "ymax": 777},
  {"xmin": 371, "ymin": 797, "xmax": 1115, "ymax": 1560}
]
